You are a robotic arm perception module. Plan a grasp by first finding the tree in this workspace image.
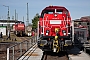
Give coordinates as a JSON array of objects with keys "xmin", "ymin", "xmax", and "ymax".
[{"xmin": 32, "ymin": 13, "xmax": 39, "ymax": 30}]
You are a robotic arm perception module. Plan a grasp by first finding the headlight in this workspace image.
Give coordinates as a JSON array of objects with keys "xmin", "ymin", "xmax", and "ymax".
[
  {"xmin": 62, "ymin": 30, "xmax": 66, "ymax": 35},
  {"xmin": 46, "ymin": 30, "xmax": 49, "ymax": 35},
  {"xmin": 46, "ymin": 30, "xmax": 49, "ymax": 33},
  {"xmin": 62, "ymin": 30, "xmax": 66, "ymax": 33},
  {"xmin": 54, "ymin": 14, "xmax": 57, "ymax": 17}
]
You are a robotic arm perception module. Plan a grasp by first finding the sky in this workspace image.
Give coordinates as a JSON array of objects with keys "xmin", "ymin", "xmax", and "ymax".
[{"xmin": 0, "ymin": 0, "xmax": 90, "ymax": 25}]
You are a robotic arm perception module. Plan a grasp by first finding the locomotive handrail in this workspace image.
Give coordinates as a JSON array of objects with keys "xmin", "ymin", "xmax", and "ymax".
[
  {"xmin": 46, "ymin": 16, "xmax": 48, "ymax": 27},
  {"xmin": 42, "ymin": 14, "xmax": 46, "ymax": 35},
  {"xmin": 72, "ymin": 21, "xmax": 74, "ymax": 42},
  {"xmin": 66, "ymin": 15, "xmax": 68, "ymax": 36}
]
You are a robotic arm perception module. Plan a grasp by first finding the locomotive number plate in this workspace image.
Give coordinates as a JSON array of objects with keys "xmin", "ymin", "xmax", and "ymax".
[{"xmin": 50, "ymin": 20, "xmax": 61, "ymax": 24}]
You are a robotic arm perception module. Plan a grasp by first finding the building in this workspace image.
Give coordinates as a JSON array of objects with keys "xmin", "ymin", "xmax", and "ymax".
[{"xmin": 73, "ymin": 16, "xmax": 90, "ymax": 39}]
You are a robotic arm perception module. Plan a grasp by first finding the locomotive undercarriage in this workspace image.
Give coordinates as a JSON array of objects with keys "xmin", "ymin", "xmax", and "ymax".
[
  {"xmin": 38, "ymin": 35, "xmax": 73, "ymax": 53},
  {"xmin": 14, "ymin": 31, "xmax": 25, "ymax": 36},
  {"xmin": 38, "ymin": 27, "xmax": 73, "ymax": 53},
  {"xmin": 38, "ymin": 27, "xmax": 87, "ymax": 53}
]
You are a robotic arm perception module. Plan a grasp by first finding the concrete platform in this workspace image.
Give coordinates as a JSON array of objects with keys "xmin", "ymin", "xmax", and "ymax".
[
  {"xmin": 69, "ymin": 51, "xmax": 90, "ymax": 60},
  {"xmin": 28, "ymin": 48, "xmax": 43, "ymax": 60},
  {"xmin": 19, "ymin": 47, "xmax": 43, "ymax": 60},
  {"xmin": 19, "ymin": 46, "xmax": 90, "ymax": 60}
]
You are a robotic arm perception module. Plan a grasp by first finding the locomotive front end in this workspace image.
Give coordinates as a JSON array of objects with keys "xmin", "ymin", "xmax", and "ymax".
[
  {"xmin": 38, "ymin": 6, "xmax": 72, "ymax": 52},
  {"xmin": 13, "ymin": 22, "xmax": 25, "ymax": 36}
]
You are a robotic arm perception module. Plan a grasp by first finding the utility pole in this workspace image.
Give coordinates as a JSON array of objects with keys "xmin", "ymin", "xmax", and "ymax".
[
  {"xmin": 15, "ymin": 9, "xmax": 17, "ymax": 21},
  {"xmin": 23, "ymin": 16, "xmax": 24, "ymax": 22},
  {"xmin": 16, "ymin": 13, "xmax": 18, "ymax": 20},
  {"xmin": 3, "ymin": 5, "xmax": 10, "ymax": 30},
  {"xmin": 26, "ymin": 3, "xmax": 29, "ymax": 26}
]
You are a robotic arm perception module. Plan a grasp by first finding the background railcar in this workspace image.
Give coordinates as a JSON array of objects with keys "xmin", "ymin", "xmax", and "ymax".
[{"xmin": 13, "ymin": 22, "xmax": 25, "ymax": 36}]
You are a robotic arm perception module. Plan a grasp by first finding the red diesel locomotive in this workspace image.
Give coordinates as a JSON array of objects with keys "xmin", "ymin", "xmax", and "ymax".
[
  {"xmin": 13, "ymin": 21, "xmax": 25, "ymax": 36},
  {"xmin": 37, "ymin": 6, "xmax": 72, "ymax": 52}
]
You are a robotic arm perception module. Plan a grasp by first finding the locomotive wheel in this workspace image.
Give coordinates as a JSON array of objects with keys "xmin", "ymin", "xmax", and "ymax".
[
  {"xmin": 61, "ymin": 41, "xmax": 64, "ymax": 51},
  {"xmin": 15, "ymin": 31, "xmax": 17, "ymax": 35},
  {"xmin": 59, "ymin": 40, "xmax": 65, "ymax": 51},
  {"xmin": 20, "ymin": 32, "xmax": 22, "ymax": 36}
]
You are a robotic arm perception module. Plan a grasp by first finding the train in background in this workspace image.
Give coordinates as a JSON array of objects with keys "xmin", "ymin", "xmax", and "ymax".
[
  {"xmin": 13, "ymin": 21, "xmax": 25, "ymax": 36},
  {"xmin": 37, "ymin": 6, "xmax": 88, "ymax": 53},
  {"xmin": 13, "ymin": 21, "xmax": 32, "ymax": 36}
]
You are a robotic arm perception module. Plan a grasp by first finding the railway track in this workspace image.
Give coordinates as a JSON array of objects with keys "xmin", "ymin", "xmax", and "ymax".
[
  {"xmin": 41, "ymin": 51, "xmax": 69, "ymax": 60},
  {"xmin": 19, "ymin": 43, "xmax": 37, "ymax": 60}
]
